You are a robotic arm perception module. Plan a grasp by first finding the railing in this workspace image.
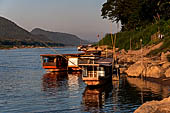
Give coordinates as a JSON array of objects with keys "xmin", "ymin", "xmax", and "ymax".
[{"xmin": 87, "ymin": 71, "xmax": 97, "ymax": 78}]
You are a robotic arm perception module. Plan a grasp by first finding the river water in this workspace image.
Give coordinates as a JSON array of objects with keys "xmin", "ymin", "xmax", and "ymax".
[{"xmin": 0, "ymin": 47, "xmax": 170, "ymax": 113}]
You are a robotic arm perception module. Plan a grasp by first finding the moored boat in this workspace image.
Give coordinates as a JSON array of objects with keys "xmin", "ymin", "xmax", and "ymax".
[
  {"xmin": 40, "ymin": 54, "xmax": 68, "ymax": 72},
  {"xmin": 79, "ymin": 55, "xmax": 112, "ymax": 86},
  {"xmin": 40, "ymin": 53, "xmax": 84, "ymax": 72}
]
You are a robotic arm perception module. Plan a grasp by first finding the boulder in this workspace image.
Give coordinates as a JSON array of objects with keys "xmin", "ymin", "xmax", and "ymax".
[
  {"xmin": 125, "ymin": 61, "xmax": 146, "ymax": 77},
  {"xmin": 165, "ymin": 68, "xmax": 170, "ymax": 78},
  {"xmin": 161, "ymin": 52, "xmax": 167, "ymax": 61},
  {"xmin": 134, "ymin": 97, "xmax": 170, "ymax": 113},
  {"xmin": 142, "ymin": 65, "xmax": 164, "ymax": 78},
  {"xmin": 120, "ymin": 49, "xmax": 127, "ymax": 55},
  {"xmin": 119, "ymin": 68, "xmax": 127, "ymax": 74},
  {"xmin": 162, "ymin": 62, "xmax": 170, "ymax": 69},
  {"xmin": 161, "ymin": 51, "xmax": 170, "ymax": 61}
]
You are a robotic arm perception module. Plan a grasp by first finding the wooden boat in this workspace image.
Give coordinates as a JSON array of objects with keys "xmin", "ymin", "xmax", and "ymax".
[
  {"xmin": 40, "ymin": 54, "xmax": 68, "ymax": 72},
  {"xmin": 40, "ymin": 53, "xmax": 84, "ymax": 72},
  {"xmin": 79, "ymin": 55, "xmax": 112, "ymax": 86}
]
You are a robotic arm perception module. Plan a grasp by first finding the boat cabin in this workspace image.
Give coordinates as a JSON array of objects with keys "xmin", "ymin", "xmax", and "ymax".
[
  {"xmin": 40, "ymin": 54, "xmax": 68, "ymax": 72},
  {"xmin": 64, "ymin": 53, "xmax": 84, "ymax": 71},
  {"xmin": 79, "ymin": 58, "xmax": 112, "ymax": 86}
]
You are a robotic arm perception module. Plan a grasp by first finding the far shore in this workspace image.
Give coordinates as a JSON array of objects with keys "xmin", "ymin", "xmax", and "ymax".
[{"xmin": 0, "ymin": 45, "xmax": 78, "ymax": 50}]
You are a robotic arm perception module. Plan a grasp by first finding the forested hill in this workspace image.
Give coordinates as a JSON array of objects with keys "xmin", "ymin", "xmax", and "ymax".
[{"xmin": 31, "ymin": 28, "xmax": 89, "ymax": 46}]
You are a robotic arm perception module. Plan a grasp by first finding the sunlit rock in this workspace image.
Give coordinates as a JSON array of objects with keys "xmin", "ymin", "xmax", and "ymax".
[
  {"xmin": 165, "ymin": 68, "xmax": 170, "ymax": 78},
  {"xmin": 125, "ymin": 61, "xmax": 146, "ymax": 77},
  {"xmin": 142, "ymin": 65, "xmax": 164, "ymax": 78},
  {"xmin": 162, "ymin": 62, "xmax": 170, "ymax": 69},
  {"xmin": 161, "ymin": 51, "xmax": 170, "ymax": 62},
  {"xmin": 134, "ymin": 96, "xmax": 170, "ymax": 113}
]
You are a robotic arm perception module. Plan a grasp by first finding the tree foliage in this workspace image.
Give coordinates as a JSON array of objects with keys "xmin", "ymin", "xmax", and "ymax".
[{"xmin": 101, "ymin": 0, "xmax": 170, "ymax": 31}]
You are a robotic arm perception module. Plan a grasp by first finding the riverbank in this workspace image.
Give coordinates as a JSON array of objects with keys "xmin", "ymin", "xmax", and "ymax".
[
  {"xmin": 0, "ymin": 45, "xmax": 77, "ymax": 50},
  {"xmin": 116, "ymin": 43, "xmax": 170, "ymax": 112}
]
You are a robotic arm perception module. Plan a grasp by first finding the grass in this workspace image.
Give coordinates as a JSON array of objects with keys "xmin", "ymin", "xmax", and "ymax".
[{"xmin": 98, "ymin": 19, "xmax": 170, "ymax": 56}]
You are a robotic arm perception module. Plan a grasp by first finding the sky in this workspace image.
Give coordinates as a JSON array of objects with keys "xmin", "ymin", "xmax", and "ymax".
[{"xmin": 0, "ymin": 0, "xmax": 118, "ymax": 42}]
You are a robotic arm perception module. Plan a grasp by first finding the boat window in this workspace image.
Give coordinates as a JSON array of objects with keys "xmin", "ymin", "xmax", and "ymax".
[
  {"xmin": 48, "ymin": 57, "xmax": 54, "ymax": 62},
  {"xmin": 97, "ymin": 67, "xmax": 104, "ymax": 71},
  {"xmin": 43, "ymin": 57, "xmax": 54, "ymax": 63},
  {"xmin": 43, "ymin": 57, "xmax": 49, "ymax": 63},
  {"xmin": 100, "ymin": 67, "xmax": 104, "ymax": 71}
]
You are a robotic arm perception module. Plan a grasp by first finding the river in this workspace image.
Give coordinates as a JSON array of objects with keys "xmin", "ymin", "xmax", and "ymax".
[{"xmin": 0, "ymin": 47, "xmax": 170, "ymax": 113}]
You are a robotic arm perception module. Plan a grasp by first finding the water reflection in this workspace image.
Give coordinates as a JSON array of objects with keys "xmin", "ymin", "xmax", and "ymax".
[
  {"xmin": 42, "ymin": 72, "xmax": 68, "ymax": 92},
  {"xmin": 127, "ymin": 77, "xmax": 170, "ymax": 99},
  {"xmin": 82, "ymin": 83, "xmax": 112, "ymax": 112}
]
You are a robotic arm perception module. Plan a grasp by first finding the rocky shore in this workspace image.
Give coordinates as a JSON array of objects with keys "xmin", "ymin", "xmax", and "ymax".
[
  {"xmin": 116, "ymin": 42, "xmax": 170, "ymax": 113},
  {"xmin": 117, "ymin": 42, "xmax": 170, "ymax": 80}
]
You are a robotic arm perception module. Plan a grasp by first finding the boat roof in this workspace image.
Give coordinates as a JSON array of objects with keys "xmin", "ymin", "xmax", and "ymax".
[
  {"xmin": 96, "ymin": 58, "xmax": 113, "ymax": 63},
  {"xmin": 79, "ymin": 63, "xmax": 112, "ymax": 67},
  {"xmin": 79, "ymin": 57, "xmax": 112, "ymax": 67},
  {"xmin": 40, "ymin": 53, "xmax": 84, "ymax": 57}
]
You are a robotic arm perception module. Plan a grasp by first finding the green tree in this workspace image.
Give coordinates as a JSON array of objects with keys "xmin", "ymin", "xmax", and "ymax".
[{"xmin": 101, "ymin": 0, "xmax": 170, "ymax": 31}]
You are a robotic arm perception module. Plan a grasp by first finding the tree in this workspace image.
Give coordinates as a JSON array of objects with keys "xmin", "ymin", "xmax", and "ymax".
[{"xmin": 101, "ymin": 0, "xmax": 170, "ymax": 31}]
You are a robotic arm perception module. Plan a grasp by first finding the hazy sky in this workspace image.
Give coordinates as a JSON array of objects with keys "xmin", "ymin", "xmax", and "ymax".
[{"xmin": 0, "ymin": 0, "xmax": 118, "ymax": 41}]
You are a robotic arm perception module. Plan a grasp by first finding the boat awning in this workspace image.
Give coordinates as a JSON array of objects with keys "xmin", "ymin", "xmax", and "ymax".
[{"xmin": 40, "ymin": 54, "xmax": 61, "ymax": 57}]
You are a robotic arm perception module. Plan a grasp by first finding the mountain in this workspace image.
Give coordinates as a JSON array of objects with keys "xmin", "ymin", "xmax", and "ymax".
[
  {"xmin": 0, "ymin": 16, "xmax": 64, "ymax": 48},
  {"xmin": 0, "ymin": 16, "xmax": 32, "ymax": 41},
  {"xmin": 31, "ymin": 28, "xmax": 89, "ymax": 46}
]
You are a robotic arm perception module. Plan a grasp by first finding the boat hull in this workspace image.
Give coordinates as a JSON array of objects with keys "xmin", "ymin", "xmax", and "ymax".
[
  {"xmin": 46, "ymin": 68, "xmax": 68, "ymax": 72},
  {"xmin": 83, "ymin": 75, "xmax": 112, "ymax": 86}
]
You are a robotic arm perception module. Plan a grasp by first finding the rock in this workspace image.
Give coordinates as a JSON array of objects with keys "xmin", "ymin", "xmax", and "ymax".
[
  {"xmin": 134, "ymin": 97, "xmax": 170, "ymax": 113},
  {"xmin": 120, "ymin": 49, "xmax": 127, "ymax": 55},
  {"xmin": 165, "ymin": 68, "xmax": 170, "ymax": 78},
  {"xmin": 161, "ymin": 51, "xmax": 170, "ymax": 61},
  {"xmin": 119, "ymin": 68, "xmax": 127, "ymax": 74},
  {"xmin": 162, "ymin": 62, "xmax": 170, "ymax": 69},
  {"xmin": 161, "ymin": 52, "xmax": 167, "ymax": 61},
  {"xmin": 125, "ymin": 61, "xmax": 146, "ymax": 77},
  {"xmin": 142, "ymin": 65, "xmax": 164, "ymax": 78}
]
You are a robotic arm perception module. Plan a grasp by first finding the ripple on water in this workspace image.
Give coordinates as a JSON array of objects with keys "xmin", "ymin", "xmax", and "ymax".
[{"xmin": 0, "ymin": 48, "xmax": 170, "ymax": 113}]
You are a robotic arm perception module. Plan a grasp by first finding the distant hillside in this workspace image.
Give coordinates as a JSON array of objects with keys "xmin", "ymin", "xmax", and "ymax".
[
  {"xmin": 0, "ymin": 16, "xmax": 67, "ymax": 48},
  {"xmin": 31, "ymin": 28, "xmax": 89, "ymax": 46},
  {"xmin": 0, "ymin": 16, "xmax": 32, "ymax": 41}
]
